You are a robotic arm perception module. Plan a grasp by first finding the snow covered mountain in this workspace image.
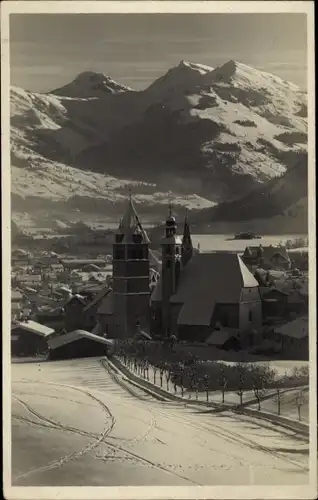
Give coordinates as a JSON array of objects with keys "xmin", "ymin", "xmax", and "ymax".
[
  {"xmin": 10, "ymin": 60, "xmax": 307, "ymax": 224},
  {"xmin": 51, "ymin": 71, "xmax": 133, "ymax": 98},
  {"xmin": 196, "ymin": 153, "xmax": 308, "ymax": 230}
]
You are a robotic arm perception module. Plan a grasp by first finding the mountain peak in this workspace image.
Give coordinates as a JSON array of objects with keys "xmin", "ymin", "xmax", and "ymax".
[
  {"xmin": 178, "ymin": 59, "xmax": 214, "ymax": 74},
  {"xmin": 51, "ymin": 71, "xmax": 133, "ymax": 98}
]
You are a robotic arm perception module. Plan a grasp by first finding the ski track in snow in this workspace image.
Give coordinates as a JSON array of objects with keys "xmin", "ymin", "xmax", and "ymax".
[{"xmin": 11, "ymin": 357, "xmax": 309, "ymax": 486}]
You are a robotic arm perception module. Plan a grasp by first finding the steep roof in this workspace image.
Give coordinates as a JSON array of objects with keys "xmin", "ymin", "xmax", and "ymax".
[
  {"xmin": 117, "ymin": 194, "xmax": 150, "ymax": 244},
  {"xmin": 84, "ymin": 286, "xmax": 111, "ymax": 312},
  {"xmin": 151, "ymin": 252, "xmax": 258, "ymax": 305},
  {"xmin": 12, "ymin": 320, "xmax": 55, "ymax": 337},
  {"xmin": 48, "ymin": 329, "xmax": 115, "ymax": 350}
]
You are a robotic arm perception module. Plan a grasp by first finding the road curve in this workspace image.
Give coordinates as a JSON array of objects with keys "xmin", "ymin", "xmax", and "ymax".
[{"xmin": 11, "ymin": 357, "xmax": 309, "ymax": 486}]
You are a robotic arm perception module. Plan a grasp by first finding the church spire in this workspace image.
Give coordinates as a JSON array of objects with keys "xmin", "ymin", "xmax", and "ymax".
[
  {"xmin": 181, "ymin": 211, "xmax": 193, "ymax": 267},
  {"xmin": 116, "ymin": 191, "xmax": 150, "ymax": 243}
]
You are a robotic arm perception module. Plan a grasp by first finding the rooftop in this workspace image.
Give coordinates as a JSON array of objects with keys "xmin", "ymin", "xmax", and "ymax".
[
  {"xmin": 12, "ymin": 320, "xmax": 55, "ymax": 337},
  {"xmin": 48, "ymin": 329, "xmax": 115, "ymax": 350},
  {"xmin": 275, "ymin": 317, "xmax": 308, "ymax": 339}
]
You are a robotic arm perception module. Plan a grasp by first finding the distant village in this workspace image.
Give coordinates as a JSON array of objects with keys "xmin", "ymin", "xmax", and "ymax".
[{"xmin": 11, "ymin": 195, "xmax": 309, "ymax": 362}]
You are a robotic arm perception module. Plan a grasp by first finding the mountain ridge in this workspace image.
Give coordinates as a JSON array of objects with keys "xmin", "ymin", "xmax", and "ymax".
[{"xmin": 10, "ymin": 59, "xmax": 307, "ymax": 230}]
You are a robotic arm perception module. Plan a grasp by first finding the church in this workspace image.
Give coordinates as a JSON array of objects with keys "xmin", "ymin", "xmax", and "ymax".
[
  {"xmin": 150, "ymin": 211, "xmax": 263, "ymax": 342},
  {"xmin": 97, "ymin": 194, "xmax": 262, "ymax": 342}
]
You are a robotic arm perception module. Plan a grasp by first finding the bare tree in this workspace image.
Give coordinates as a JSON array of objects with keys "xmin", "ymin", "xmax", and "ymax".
[
  {"xmin": 165, "ymin": 367, "xmax": 171, "ymax": 391},
  {"xmin": 180, "ymin": 367, "xmax": 185, "ymax": 397},
  {"xmin": 204, "ymin": 374, "xmax": 210, "ymax": 402},
  {"xmin": 294, "ymin": 389, "xmax": 305, "ymax": 421},
  {"xmin": 159, "ymin": 365, "xmax": 164, "ymax": 388},
  {"xmin": 236, "ymin": 363, "xmax": 245, "ymax": 406},
  {"xmin": 252, "ymin": 368, "xmax": 267, "ymax": 411},
  {"xmin": 195, "ymin": 377, "xmax": 199, "ymax": 400},
  {"xmin": 218, "ymin": 365, "xmax": 228, "ymax": 404},
  {"xmin": 153, "ymin": 365, "xmax": 157, "ymax": 384},
  {"xmin": 275, "ymin": 387, "xmax": 282, "ymax": 415}
]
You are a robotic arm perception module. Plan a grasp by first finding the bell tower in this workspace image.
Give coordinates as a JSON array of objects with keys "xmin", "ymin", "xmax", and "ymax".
[
  {"xmin": 161, "ymin": 204, "xmax": 182, "ymax": 336},
  {"xmin": 111, "ymin": 193, "xmax": 150, "ymax": 338}
]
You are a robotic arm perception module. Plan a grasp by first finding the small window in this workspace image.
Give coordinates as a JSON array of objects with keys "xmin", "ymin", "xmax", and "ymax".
[
  {"xmin": 175, "ymin": 247, "xmax": 180, "ymax": 255},
  {"xmin": 166, "ymin": 261, "xmax": 171, "ymax": 269},
  {"xmin": 248, "ymin": 310, "xmax": 253, "ymax": 322}
]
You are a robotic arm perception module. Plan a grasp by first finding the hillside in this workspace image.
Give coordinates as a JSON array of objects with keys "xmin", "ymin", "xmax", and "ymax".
[
  {"xmin": 10, "ymin": 59, "xmax": 307, "ymax": 228},
  {"xmin": 197, "ymin": 154, "xmax": 308, "ymax": 223}
]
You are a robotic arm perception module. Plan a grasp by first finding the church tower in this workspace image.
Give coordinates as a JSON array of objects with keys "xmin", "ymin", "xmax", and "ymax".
[
  {"xmin": 111, "ymin": 193, "xmax": 150, "ymax": 338},
  {"xmin": 161, "ymin": 205, "xmax": 182, "ymax": 336},
  {"xmin": 181, "ymin": 214, "xmax": 193, "ymax": 268}
]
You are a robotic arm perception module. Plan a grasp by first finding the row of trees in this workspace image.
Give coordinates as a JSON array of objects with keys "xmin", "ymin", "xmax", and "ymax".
[{"xmin": 116, "ymin": 344, "xmax": 308, "ymax": 419}]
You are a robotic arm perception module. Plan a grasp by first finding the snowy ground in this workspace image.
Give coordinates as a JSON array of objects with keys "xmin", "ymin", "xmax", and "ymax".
[{"xmin": 11, "ymin": 357, "xmax": 309, "ymax": 486}]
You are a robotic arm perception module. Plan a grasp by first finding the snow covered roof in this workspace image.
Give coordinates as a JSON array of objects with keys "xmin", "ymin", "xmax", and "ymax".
[
  {"xmin": 275, "ymin": 317, "xmax": 308, "ymax": 340},
  {"xmin": 11, "ymin": 290, "xmax": 23, "ymax": 301},
  {"xmin": 12, "ymin": 320, "xmax": 55, "ymax": 337},
  {"xmin": 11, "ymin": 302, "xmax": 21, "ymax": 312},
  {"xmin": 48, "ymin": 329, "xmax": 115, "ymax": 350},
  {"xmin": 64, "ymin": 294, "xmax": 86, "ymax": 306},
  {"xmin": 60, "ymin": 259, "xmax": 106, "ymax": 267}
]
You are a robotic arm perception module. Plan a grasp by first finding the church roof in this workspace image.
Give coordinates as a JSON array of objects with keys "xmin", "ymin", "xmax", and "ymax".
[
  {"xmin": 117, "ymin": 195, "xmax": 150, "ymax": 244},
  {"xmin": 151, "ymin": 252, "xmax": 258, "ymax": 310}
]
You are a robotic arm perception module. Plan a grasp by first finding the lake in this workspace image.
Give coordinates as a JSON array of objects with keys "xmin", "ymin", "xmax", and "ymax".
[{"xmin": 190, "ymin": 234, "xmax": 307, "ymax": 253}]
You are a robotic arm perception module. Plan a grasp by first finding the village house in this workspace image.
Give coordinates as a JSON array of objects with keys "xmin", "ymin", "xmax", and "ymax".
[
  {"xmin": 60, "ymin": 259, "xmax": 107, "ymax": 271},
  {"xmin": 63, "ymin": 294, "xmax": 88, "ymax": 332},
  {"xmin": 33, "ymin": 307, "xmax": 65, "ymax": 333},
  {"xmin": 11, "ymin": 249, "xmax": 33, "ymax": 267},
  {"xmin": 242, "ymin": 245, "xmax": 291, "ymax": 270},
  {"xmin": 11, "ymin": 320, "xmax": 55, "ymax": 357},
  {"xmin": 151, "ymin": 213, "xmax": 262, "ymax": 343},
  {"xmin": 260, "ymin": 317, "xmax": 309, "ymax": 360},
  {"xmin": 11, "ymin": 289, "xmax": 24, "ymax": 321},
  {"xmin": 259, "ymin": 286, "xmax": 290, "ymax": 320},
  {"xmin": 47, "ymin": 329, "xmax": 114, "ymax": 360}
]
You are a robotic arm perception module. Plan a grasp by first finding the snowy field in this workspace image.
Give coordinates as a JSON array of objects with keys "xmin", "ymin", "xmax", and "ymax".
[{"xmin": 11, "ymin": 357, "xmax": 309, "ymax": 487}]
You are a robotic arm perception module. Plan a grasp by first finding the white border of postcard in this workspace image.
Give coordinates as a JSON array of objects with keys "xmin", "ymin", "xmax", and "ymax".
[{"xmin": 1, "ymin": 2, "xmax": 316, "ymax": 500}]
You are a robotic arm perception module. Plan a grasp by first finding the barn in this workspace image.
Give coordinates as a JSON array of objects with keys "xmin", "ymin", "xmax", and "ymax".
[
  {"xmin": 11, "ymin": 320, "xmax": 55, "ymax": 357},
  {"xmin": 47, "ymin": 329, "xmax": 115, "ymax": 360}
]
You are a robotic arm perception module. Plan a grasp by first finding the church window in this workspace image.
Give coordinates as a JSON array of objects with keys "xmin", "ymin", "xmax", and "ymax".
[{"xmin": 114, "ymin": 246, "xmax": 125, "ymax": 260}]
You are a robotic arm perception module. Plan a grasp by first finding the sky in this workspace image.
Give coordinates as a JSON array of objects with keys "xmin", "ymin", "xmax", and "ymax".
[{"xmin": 10, "ymin": 13, "xmax": 307, "ymax": 92}]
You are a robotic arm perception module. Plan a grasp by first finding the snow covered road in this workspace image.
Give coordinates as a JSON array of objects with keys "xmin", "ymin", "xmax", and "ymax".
[{"xmin": 11, "ymin": 357, "xmax": 309, "ymax": 486}]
